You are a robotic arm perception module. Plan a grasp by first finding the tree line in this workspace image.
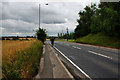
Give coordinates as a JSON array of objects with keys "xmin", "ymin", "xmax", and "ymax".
[
  {"xmin": 74, "ymin": 2, "xmax": 120, "ymax": 39},
  {"xmin": 58, "ymin": 32, "xmax": 74, "ymax": 39}
]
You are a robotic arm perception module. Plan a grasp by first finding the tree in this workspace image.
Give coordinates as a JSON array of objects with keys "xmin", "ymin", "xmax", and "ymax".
[
  {"xmin": 74, "ymin": 4, "xmax": 97, "ymax": 38},
  {"xmin": 75, "ymin": 2, "xmax": 120, "ymax": 38},
  {"xmin": 90, "ymin": 2, "xmax": 120, "ymax": 37},
  {"xmin": 98, "ymin": 2, "xmax": 120, "ymax": 37},
  {"xmin": 36, "ymin": 27, "xmax": 47, "ymax": 43}
]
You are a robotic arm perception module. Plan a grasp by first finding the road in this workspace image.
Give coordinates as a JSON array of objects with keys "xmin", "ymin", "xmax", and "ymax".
[{"xmin": 48, "ymin": 41, "xmax": 119, "ymax": 79}]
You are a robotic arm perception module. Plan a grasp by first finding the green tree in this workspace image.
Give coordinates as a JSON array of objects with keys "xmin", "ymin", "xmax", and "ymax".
[
  {"xmin": 75, "ymin": 2, "xmax": 120, "ymax": 39},
  {"xmin": 90, "ymin": 2, "xmax": 120, "ymax": 37},
  {"xmin": 74, "ymin": 4, "xmax": 97, "ymax": 38},
  {"xmin": 36, "ymin": 28, "xmax": 47, "ymax": 43}
]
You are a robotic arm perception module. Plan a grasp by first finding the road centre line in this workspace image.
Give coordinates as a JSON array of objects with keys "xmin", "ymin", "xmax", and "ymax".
[
  {"xmin": 88, "ymin": 50, "xmax": 112, "ymax": 59},
  {"xmin": 53, "ymin": 46, "xmax": 92, "ymax": 80},
  {"xmin": 72, "ymin": 46, "xmax": 81, "ymax": 49},
  {"xmin": 72, "ymin": 46, "xmax": 77, "ymax": 48},
  {"xmin": 77, "ymin": 47, "xmax": 81, "ymax": 49}
]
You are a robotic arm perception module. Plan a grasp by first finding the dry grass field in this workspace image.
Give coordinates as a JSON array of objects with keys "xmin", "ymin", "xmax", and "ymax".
[
  {"xmin": 2, "ymin": 40, "xmax": 43, "ymax": 79},
  {"xmin": 2, "ymin": 40, "xmax": 33, "ymax": 61},
  {"xmin": 0, "ymin": 41, "xmax": 2, "ymax": 79}
]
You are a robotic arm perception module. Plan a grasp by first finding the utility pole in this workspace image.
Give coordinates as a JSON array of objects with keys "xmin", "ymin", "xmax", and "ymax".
[
  {"xmin": 39, "ymin": 4, "xmax": 48, "ymax": 28},
  {"xmin": 66, "ymin": 27, "xmax": 69, "ymax": 41},
  {"xmin": 39, "ymin": 4, "xmax": 41, "ymax": 28},
  {"xmin": 62, "ymin": 29, "xmax": 63, "ymax": 36}
]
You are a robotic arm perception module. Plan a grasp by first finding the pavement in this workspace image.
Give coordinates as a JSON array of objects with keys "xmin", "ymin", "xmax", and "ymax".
[
  {"xmin": 34, "ymin": 42, "xmax": 73, "ymax": 79},
  {"xmin": 51, "ymin": 41, "xmax": 119, "ymax": 79}
]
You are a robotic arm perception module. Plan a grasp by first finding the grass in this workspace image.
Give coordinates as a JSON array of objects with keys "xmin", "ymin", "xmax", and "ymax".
[
  {"xmin": 55, "ymin": 39, "xmax": 75, "ymax": 42},
  {"xmin": 76, "ymin": 33, "xmax": 120, "ymax": 49},
  {"xmin": 68, "ymin": 39, "xmax": 75, "ymax": 42},
  {"xmin": 55, "ymin": 39, "xmax": 66, "ymax": 41},
  {"xmin": 2, "ymin": 40, "xmax": 43, "ymax": 79}
]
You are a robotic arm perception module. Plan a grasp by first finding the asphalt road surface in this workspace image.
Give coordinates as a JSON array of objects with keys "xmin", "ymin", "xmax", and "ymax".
[{"xmin": 48, "ymin": 41, "xmax": 119, "ymax": 79}]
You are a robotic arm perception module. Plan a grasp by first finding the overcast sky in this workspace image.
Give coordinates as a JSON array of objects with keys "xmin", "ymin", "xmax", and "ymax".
[{"xmin": 0, "ymin": 0, "xmax": 100, "ymax": 36}]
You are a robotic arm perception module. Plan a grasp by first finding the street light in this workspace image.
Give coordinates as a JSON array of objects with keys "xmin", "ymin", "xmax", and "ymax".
[{"xmin": 39, "ymin": 3, "xmax": 48, "ymax": 28}]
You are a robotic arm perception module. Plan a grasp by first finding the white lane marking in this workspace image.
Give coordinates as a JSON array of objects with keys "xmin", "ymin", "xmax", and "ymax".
[
  {"xmin": 72, "ymin": 46, "xmax": 77, "ymax": 48},
  {"xmin": 88, "ymin": 51, "xmax": 112, "ymax": 59},
  {"xmin": 73, "ymin": 46, "xmax": 81, "ymax": 49},
  {"xmin": 77, "ymin": 47, "xmax": 81, "ymax": 49},
  {"xmin": 53, "ymin": 46, "xmax": 92, "ymax": 80}
]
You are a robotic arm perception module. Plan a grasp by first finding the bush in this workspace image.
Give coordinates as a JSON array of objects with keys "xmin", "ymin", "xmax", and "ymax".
[{"xmin": 36, "ymin": 28, "xmax": 46, "ymax": 43}]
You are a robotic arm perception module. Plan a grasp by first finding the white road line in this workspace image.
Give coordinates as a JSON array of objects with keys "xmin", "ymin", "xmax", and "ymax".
[
  {"xmin": 72, "ymin": 46, "xmax": 81, "ymax": 50},
  {"xmin": 53, "ymin": 46, "xmax": 92, "ymax": 80},
  {"xmin": 88, "ymin": 50, "xmax": 112, "ymax": 59},
  {"xmin": 77, "ymin": 47, "xmax": 81, "ymax": 49},
  {"xmin": 72, "ymin": 46, "xmax": 77, "ymax": 48}
]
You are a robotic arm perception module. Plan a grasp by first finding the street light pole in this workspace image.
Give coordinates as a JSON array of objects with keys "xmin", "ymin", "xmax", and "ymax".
[
  {"xmin": 39, "ymin": 4, "xmax": 48, "ymax": 28},
  {"xmin": 39, "ymin": 4, "xmax": 41, "ymax": 28}
]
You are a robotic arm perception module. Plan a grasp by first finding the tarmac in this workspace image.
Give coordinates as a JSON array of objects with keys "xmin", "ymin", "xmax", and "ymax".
[{"xmin": 34, "ymin": 42, "xmax": 73, "ymax": 79}]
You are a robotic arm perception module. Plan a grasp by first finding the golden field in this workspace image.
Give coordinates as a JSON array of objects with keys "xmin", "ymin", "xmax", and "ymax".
[
  {"xmin": 2, "ymin": 40, "xmax": 43, "ymax": 79},
  {"xmin": 2, "ymin": 40, "xmax": 33, "ymax": 78},
  {"xmin": 2, "ymin": 40, "xmax": 33, "ymax": 61}
]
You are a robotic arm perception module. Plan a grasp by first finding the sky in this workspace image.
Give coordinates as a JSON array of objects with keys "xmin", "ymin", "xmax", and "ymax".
[{"xmin": 0, "ymin": 0, "xmax": 100, "ymax": 36}]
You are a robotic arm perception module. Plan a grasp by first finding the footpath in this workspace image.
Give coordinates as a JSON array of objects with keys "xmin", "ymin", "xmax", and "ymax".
[{"xmin": 34, "ymin": 42, "xmax": 73, "ymax": 79}]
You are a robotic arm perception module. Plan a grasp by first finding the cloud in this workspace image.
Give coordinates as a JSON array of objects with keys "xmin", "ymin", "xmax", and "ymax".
[
  {"xmin": 1, "ymin": 1, "xmax": 100, "ymax": 36},
  {"xmin": 2, "ymin": 0, "xmax": 100, "ymax": 3},
  {"xmin": 1, "ymin": 2, "xmax": 68, "ymax": 24},
  {"xmin": 2, "ymin": 3, "xmax": 39, "ymax": 24},
  {"xmin": 1, "ymin": 19, "xmax": 37, "ymax": 36}
]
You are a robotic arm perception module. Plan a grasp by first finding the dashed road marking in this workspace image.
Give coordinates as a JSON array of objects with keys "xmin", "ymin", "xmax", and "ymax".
[
  {"xmin": 88, "ymin": 50, "xmax": 112, "ymax": 59},
  {"xmin": 53, "ymin": 46, "xmax": 92, "ymax": 80},
  {"xmin": 77, "ymin": 47, "xmax": 81, "ymax": 49},
  {"xmin": 72, "ymin": 46, "xmax": 81, "ymax": 49},
  {"xmin": 72, "ymin": 46, "xmax": 77, "ymax": 48}
]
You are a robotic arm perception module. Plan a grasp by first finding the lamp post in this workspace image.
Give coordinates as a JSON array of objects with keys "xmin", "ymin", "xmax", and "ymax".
[
  {"xmin": 39, "ymin": 3, "xmax": 48, "ymax": 28},
  {"xmin": 39, "ymin": 4, "xmax": 40, "ymax": 28}
]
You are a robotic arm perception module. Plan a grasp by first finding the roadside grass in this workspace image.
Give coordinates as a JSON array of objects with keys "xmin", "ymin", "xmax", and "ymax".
[
  {"xmin": 76, "ymin": 33, "xmax": 120, "ymax": 49},
  {"xmin": 68, "ymin": 39, "xmax": 75, "ymax": 42},
  {"xmin": 2, "ymin": 40, "xmax": 43, "ymax": 79},
  {"xmin": 55, "ymin": 39, "xmax": 66, "ymax": 41},
  {"xmin": 55, "ymin": 39, "xmax": 75, "ymax": 42}
]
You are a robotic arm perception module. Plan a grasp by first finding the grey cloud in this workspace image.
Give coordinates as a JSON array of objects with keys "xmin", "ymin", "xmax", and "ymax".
[
  {"xmin": 2, "ymin": 2, "xmax": 39, "ymax": 24},
  {"xmin": 1, "ymin": 2, "xmax": 83, "ymax": 36},
  {"xmin": 1, "ymin": 2, "xmax": 99, "ymax": 36},
  {"xmin": 1, "ymin": 2, "xmax": 69, "ymax": 24},
  {"xmin": 41, "ymin": 15, "xmax": 66, "ymax": 24},
  {"xmin": 2, "ymin": 19, "xmax": 37, "ymax": 36}
]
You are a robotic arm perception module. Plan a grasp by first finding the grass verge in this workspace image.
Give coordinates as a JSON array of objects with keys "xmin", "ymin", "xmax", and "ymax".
[
  {"xmin": 2, "ymin": 40, "xmax": 43, "ymax": 79},
  {"xmin": 76, "ymin": 33, "xmax": 120, "ymax": 49},
  {"xmin": 55, "ymin": 39, "xmax": 75, "ymax": 42}
]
